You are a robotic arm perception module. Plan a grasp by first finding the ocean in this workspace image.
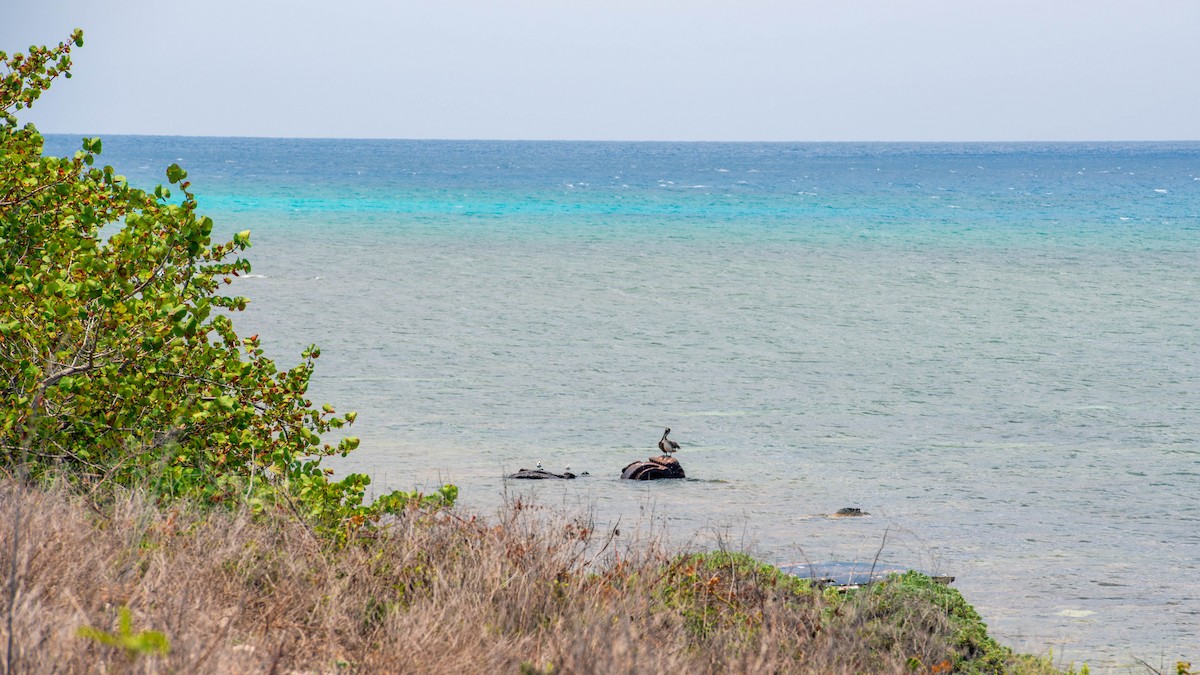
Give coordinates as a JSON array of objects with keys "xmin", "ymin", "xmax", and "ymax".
[{"xmin": 43, "ymin": 135, "xmax": 1200, "ymax": 667}]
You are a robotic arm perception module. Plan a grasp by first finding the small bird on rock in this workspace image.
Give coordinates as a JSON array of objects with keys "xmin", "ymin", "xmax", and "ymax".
[{"xmin": 658, "ymin": 427, "xmax": 681, "ymax": 456}]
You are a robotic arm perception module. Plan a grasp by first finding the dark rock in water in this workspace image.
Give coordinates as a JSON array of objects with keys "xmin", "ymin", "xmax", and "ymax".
[
  {"xmin": 779, "ymin": 561, "xmax": 953, "ymax": 588},
  {"xmin": 508, "ymin": 468, "xmax": 576, "ymax": 480},
  {"xmin": 620, "ymin": 455, "xmax": 686, "ymax": 480},
  {"xmin": 834, "ymin": 507, "xmax": 869, "ymax": 517}
]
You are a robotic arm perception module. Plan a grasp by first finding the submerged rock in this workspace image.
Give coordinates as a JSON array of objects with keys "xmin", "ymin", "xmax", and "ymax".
[
  {"xmin": 779, "ymin": 561, "xmax": 954, "ymax": 588},
  {"xmin": 620, "ymin": 455, "xmax": 686, "ymax": 480},
  {"xmin": 508, "ymin": 468, "xmax": 577, "ymax": 480}
]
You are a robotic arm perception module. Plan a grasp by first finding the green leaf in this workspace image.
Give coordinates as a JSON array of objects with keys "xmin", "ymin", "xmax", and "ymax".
[{"xmin": 166, "ymin": 163, "xmax": 187, "ymax": 183}]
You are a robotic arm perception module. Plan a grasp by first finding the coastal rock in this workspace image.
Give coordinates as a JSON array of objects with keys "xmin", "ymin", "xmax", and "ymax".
[
  {"xmin": 508, "ymin": 468, "xmax": 577, "ymax": 480},
  {"xmin": 833, "ymin": 507, "xmax": 869, "ymax": 517},
  {"xmin": 779, "ymin": 561, "xmax": 953, "ymax": 588},
  {"xmin": 620, "ymin": 455, "xmax": 686, "ymax": 480}
]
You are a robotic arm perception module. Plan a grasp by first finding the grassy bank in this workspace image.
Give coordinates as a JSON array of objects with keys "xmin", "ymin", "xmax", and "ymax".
[{"xmin": 2, "ymin": 479, "xmax": 1073, "ymax": 674}]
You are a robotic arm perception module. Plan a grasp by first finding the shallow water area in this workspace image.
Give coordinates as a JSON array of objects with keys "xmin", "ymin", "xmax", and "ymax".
[{"xmin": 45, "ymin": 136, "xmax": 1200, "ymax": 669}]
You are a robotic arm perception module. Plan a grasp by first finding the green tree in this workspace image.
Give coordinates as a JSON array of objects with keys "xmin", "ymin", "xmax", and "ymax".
[{"xmin": 0, "ymin": 31, "xmax": 453, "ymax": 537}]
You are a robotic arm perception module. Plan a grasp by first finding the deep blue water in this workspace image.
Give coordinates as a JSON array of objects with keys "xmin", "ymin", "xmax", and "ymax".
[{"xmin": 43, "ymin": 135, "xmax": 1200, "ymax": 668}]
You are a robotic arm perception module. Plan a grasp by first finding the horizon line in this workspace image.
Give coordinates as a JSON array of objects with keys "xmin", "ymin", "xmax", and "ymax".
[{"xmin": 36, "ymin": 131, "xmax": 1200, "ymax": 145}]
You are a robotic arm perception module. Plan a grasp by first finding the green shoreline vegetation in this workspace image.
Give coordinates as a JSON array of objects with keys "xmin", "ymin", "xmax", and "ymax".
[{"xmin": 0, "ymin": 30, "xmax": 1158, "ymax": 673}]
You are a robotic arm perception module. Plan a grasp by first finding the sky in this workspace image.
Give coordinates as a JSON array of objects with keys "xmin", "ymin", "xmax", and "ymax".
[{"xmin": 3, "ymin": 0, "xmax": 1199, "ymax": 142}]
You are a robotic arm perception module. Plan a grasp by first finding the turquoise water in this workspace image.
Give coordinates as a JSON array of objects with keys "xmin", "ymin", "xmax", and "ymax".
[{"xmin": 45, "ymin": 136, "xmax": 1200, "ymax": 667}]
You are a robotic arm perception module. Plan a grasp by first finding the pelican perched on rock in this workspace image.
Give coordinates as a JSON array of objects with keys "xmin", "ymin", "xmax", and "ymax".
[{"xmin": 658, "ymin": 428, "xmax": 680, "ymax": 456}]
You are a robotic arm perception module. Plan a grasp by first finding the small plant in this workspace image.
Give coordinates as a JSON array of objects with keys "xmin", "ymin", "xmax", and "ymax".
[{"xmin": 77, "ymin": 606, "xmax": 170, "ymax": 659}]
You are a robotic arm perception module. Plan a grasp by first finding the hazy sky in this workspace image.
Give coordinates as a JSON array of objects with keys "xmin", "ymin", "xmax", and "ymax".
[{"xmin": 4, "ymin": 0, "xmax": 1198, "ymax": 141}]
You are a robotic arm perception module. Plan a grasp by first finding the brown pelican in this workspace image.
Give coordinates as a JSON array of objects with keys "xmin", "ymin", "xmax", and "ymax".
[{"xmin": 658, "ymin": 427, "xmax": 681, "ymax": 456}]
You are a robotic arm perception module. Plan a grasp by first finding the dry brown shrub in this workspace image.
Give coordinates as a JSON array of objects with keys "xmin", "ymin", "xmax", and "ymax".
[{"xmin": 1, "ymin": 479, "xmax": 1012, "ymax": 674}]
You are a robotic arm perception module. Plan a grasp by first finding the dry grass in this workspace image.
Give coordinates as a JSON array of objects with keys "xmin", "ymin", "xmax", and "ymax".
[{"xmin": 1, "ymin": 479, "xmax": 1035, "ymax": 674}]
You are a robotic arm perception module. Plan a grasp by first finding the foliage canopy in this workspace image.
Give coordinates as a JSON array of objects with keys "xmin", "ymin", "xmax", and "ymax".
[{"xmin": 0, "ymin": 30, "xmax": 454, "ymax": 538}]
